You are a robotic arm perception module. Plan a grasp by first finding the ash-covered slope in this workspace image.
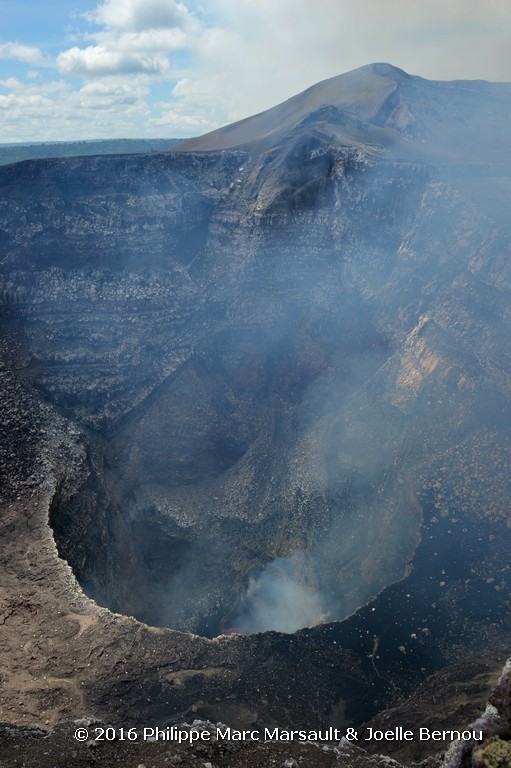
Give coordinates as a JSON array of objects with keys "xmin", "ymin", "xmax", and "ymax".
[
  {"xmin": 0, "ymin": 64, "xmax": 511, "ymax": 765},
  {"xmin": 177, "ymin": 62, "xmax": 511, "ymax": 162}
]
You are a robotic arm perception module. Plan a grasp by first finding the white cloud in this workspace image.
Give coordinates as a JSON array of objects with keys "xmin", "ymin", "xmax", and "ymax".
[
  {"xmin": 0, "ymin": 90, "xmax": 58, "ymax": 116},
  {"xmin": 0, "ymin": 80, "xmax": 70, "ymax": 126},
  {"xmin": 57, "ymin": 46, "xmax": 169, "ymax": 77},
  {"xmin": 109, "ymin": 28, "xmax": 191, "ymax": 53},
  {"xmin": 86, "ymin": 0, "xmax": 191, "ymax": 32},
  {"xmin": 151, "ymin": 73, "xmax": 237, "ymax": 128},
  {"xmin": 0, "ymin": 42, "xmax": 44, "ymax": 65},
  {"xmin": 0, "ymin": 75, "xmax": 154, "ymax": 141},
  {"xmin": 0, "ymin": 77, "xmax": 23, "ymax": 91},
  {"xmin": 56, "ymin": 0, "xmax": 199, "ymax": 80},
  {"xmin": 78, "ymin": 78, "xmax": 150, "ymax": 107},
  {"xmin": 0, "ymin": 78, "xmax": 69, "ymax": 95},
  {"xmin": 148, "ymin": 109, "xmax": 212, "ymax": 130},
  {"xmin": 149, "ymin": 83, "xmax": 221, "ymax": 131}
]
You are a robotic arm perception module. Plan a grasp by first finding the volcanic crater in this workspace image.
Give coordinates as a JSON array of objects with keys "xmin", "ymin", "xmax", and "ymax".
[{"xmin": 1, "ymin": 64, "xmax": 511, "ymax": 766}]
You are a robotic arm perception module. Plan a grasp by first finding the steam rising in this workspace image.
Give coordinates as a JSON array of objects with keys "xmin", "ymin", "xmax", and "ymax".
[{"xmin": 231, "ymin": 551, "xmax": 324, "ymax": 634}]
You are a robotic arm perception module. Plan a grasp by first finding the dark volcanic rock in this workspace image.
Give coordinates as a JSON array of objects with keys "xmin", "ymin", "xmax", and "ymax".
[{"xmin": 0, "ymin": 63, "xmax": 511, "ymax": 767}]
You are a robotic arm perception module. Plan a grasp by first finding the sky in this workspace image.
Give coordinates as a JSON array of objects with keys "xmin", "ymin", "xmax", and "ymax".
[{"xmin": 0, "ymin": 0, "xmax": 510, "ymax": 142}]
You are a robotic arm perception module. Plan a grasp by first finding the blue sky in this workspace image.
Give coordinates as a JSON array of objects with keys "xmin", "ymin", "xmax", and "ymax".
[{"xmin": 0, "ymin": 0, "xmax": 510, "ymax": 142}]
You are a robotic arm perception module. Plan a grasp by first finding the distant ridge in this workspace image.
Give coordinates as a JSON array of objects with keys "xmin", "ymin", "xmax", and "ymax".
[
  {"xmin": 175, "ymin": 63, "xmax": 511, "ymax": 162},
  {"xmin": 0, "ymin": 138, "xmax": 187, "ymax": 167}
]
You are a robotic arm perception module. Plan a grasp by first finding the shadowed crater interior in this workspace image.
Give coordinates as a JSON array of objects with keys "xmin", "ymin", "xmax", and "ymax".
[{"xmin": 48, "ymin": 309, "xmax": 400, "ymax": 638}]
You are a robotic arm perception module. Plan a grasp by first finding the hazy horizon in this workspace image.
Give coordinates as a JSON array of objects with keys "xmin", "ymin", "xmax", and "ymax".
[{"xmin": 1, "ymin": 0, "xmax": 510, "ymax": 142}]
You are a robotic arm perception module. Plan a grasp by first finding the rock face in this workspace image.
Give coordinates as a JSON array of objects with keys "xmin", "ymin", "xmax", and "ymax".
[{"xmin": 0, "ymin": 63, "xmax": 510, "ymax": 765}]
